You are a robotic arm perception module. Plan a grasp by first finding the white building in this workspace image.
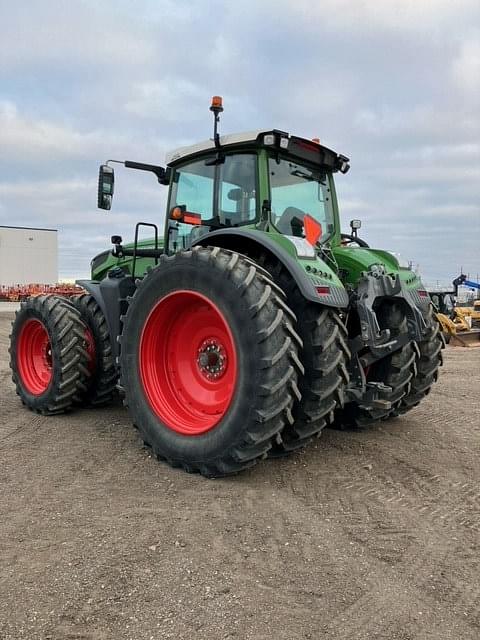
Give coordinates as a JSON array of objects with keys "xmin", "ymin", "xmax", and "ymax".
[{"xmin": 0, "ymin": 226, "xmax": 58, "ymax": 286}]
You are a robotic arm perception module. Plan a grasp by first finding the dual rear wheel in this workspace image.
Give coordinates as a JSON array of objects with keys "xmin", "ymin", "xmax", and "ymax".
[
  {"xmin": 9, "ymin": 295, "xmax": 91, "ymax": 414},
  {"xmin": 10, "ymin": 293, "xmax": 117, "ymax": 415}
]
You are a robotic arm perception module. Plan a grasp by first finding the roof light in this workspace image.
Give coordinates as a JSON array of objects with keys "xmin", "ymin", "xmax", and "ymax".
[
  {"xmin": 296, "ymin": 140, "xmax": 319, "ymax": 152},
  {"xmin": 337, "ymin": 154, "xmax": 350, "ymax": 174},
  {"xmin": 279, "ymin": 137, "xmax": 289, "ymax": 149},
  {"xmin": 210, "ymin": 96, "xmax": 223, "ymax": 112},
  {"xmin": 263, "ymin": 134, "xmax": 275, "ymax": 145},
  {"xmin": 312, "ymin": 137, "xmax": 320, "ymax": 144}
]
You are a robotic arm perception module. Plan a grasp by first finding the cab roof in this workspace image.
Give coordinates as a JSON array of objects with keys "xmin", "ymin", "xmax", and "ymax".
[
  {"xmin": 165, "ymin": 130, "xmax": 265, "ymax": 164},
  {"xmin": 165, "ymin": 130, "xmax": 350, "ymax": 174}
]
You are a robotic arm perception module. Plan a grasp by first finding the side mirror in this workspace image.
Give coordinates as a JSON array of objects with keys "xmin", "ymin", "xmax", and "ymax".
[
  {"xmin": 349, "ymin": 219, "xmax": 361, "ymax": 239},
  {"xmin": 98, "ymin": 164, "xmax": 114, "ymax": 210}
]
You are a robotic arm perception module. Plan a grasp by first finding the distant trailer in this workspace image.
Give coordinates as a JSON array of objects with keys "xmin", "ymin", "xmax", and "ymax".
[{"xmin": 0, "ymin": 225, "xmax": 58, "ymax": 286}]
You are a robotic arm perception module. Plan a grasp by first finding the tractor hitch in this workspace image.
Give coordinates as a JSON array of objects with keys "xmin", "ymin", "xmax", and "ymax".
[
  {"xmin": 345, "ymin": 350, "xmax": 393, "ymax": 409},
  {"xmin": 352, "ymin": 270, "xmax": 431, "ymax": 359}
]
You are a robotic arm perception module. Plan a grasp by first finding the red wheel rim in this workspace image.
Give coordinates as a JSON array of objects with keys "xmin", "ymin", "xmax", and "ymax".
[
  {"xmin": 139, "ymin": 290, "xmax": 237, "ymax": 435},
  {"xmin": 84, "ymin": 327, "xmax": 96, "ymax": 374},
  {"xmin": 17, "ymin": 319, "xmax": 53, "ymax": 395}
]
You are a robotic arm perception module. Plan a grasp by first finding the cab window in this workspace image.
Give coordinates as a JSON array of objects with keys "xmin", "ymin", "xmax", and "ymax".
[
  {"xmin": 173, "ymin": 159, "xmax": 215, "ymax": 219},
  {"xmin": 168, "ymin": 154, "xmax": 257, "ymax": 251},
  {"xmin": 219, "ymin": 154, "xmax": 257, "ymax": 225},
  {"xmin": 269, "ymin": 156, "xmax": 334, "ymax": 241}
]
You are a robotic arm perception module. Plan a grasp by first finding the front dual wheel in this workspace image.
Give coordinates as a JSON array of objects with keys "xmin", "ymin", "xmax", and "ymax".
[
  {"xmin": 119, "ymin": 247, "xmax": 302, "ymax": 477},
  {"xmin": 9, "ymin": 295, "xmax": 91, "ymax": 414}
]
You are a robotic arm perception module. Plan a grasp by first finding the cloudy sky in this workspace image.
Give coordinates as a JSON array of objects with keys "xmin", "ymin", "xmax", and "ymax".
[{"xmin": 0, "ymin": 0, "xmax": 479, "ymax": 285}]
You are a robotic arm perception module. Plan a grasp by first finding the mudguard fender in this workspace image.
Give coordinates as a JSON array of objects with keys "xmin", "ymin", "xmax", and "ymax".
[
  {"xmin": 76, "ymin": 276, "xmax": 136, "ymax": 359},
  {"xmin": 192, "ymin": 229, "xmax": 349, "ymax": 308}
]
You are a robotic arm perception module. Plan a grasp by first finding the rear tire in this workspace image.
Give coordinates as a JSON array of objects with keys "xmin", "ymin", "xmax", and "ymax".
[
  {"xmin": 391, "ymin": 305, "xmax": 444, "ymax": 416},
  {"xmin": 256, "ymin": 260, "xmax": 350, "ymax": 454},
  {"xmin": 9, "ymin": 295, "xmax": 90, "ymax": 415},
  {"xmin": 69, "ymin": 294, "xmax": 117, "ymax": 406},
  {"xmin": 119, "ymin": 246, "xmax": 302, "ymax": 477}
]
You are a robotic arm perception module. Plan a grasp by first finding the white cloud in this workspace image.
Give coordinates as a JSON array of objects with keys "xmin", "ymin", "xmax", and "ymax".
[
  {"xmin": 0, "ymin": 101, "xmax": 96, "ymax": 159},
  {"xmin": 284, "ymin": 0, "xmax": 479, "ymax": 33},
  {"xmin": 124, "ymin": 79, "xmax": 206, "ymax": 120},
  {"xmin": 354, "ymin": 105, "xmax": 480, "ymax": 140},
  {"xmin": 451, "ymin": 36, "xmax": 480, "ymax": 99},
  {"xmin": 0, "ymin": 100, "xmax": 174, "ymax": 174},
  {"xmin": 0, "ymin": 2, "xmax": 155, "ymax": 70}
]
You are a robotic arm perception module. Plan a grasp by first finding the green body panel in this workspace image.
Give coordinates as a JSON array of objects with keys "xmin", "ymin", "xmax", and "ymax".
[
  {"xmin": 332, "ymin": 246, "xmax": 423, "ymax": 290},
  {"xmin": 257, "ymin": 230, "xmax": 344, "ymax": 289},
  {"xmin": 91, "ymin": 229, "xmax": 344, "ymax": 291},
  {"xmin": 91, "ymin": 237, "xmax": 164, "ymax": 281},
  {"xmin": 91, "ymin": 233, "xmax": 422, "ymax": 298},
  {"xmin": 91, "ymin": 234, "xmax": 422, "ymax": 301}
]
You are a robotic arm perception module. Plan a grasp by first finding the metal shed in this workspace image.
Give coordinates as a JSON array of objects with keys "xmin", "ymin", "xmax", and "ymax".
[{"xmin": 0, "ymin": 225, "xmax": 58, "ymax": 286}]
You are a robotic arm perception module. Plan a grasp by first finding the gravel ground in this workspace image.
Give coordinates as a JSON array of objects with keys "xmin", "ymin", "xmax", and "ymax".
[{"xmin": 0, "ymin": 311, "xmax": 479, "ymax": 640}]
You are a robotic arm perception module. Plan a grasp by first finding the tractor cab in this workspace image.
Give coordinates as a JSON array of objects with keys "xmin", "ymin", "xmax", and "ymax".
[{"xmin": 97, "ymin": 96, "xmax": 351, "ymax": 261}]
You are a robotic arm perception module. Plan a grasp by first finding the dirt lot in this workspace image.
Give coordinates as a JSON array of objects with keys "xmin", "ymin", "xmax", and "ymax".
[{"xmin": 0, "ymin": 310, "xmax": 479, "ymax": 640}]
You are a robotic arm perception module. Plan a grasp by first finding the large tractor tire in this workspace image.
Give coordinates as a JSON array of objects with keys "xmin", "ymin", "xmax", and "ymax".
[
  {"xmin": 9, "ymin": 295, "xmax": 90, "ymax": 415},
  {"xmin": 69, "ymin": 294, "xmax": 117, "ymax": 406},
  {"xmin": 118, "ymin": 246, "xmax": 302, "ymax": 477},
  {"xmin": 337, "ymin": 302, "xmax": 416, "ymax": 428},
  {"xmin": 391, "ymin": 305, "xmax": 444, "ymax": 416},
  {"xmin": 256, "ymin": 259, "xmax": 350, "ymax": 454}
]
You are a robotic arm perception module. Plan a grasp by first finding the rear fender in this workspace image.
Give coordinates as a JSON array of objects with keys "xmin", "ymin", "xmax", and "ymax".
[
  {"xmin": 76, "ymin": 276, "xmax": 135, "ymax": 359},
  {"xmin": 192, "ymin": 229, "xmax": 349, "ymax": 308}
]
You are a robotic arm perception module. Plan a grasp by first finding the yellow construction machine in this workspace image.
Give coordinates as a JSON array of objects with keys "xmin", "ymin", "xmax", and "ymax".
[{"xmin": 431, "ymin": 275, "xmax": 480, "ymax": 347}]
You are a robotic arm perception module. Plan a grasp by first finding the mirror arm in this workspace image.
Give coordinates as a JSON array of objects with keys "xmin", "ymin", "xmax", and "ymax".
[
  {"xmin": 104, "ymin": 159, "xmax": 169, "ymax": 184},
  {"xmin": 124, "ymin": 160, "xmax": 169, "ymax": 185}
]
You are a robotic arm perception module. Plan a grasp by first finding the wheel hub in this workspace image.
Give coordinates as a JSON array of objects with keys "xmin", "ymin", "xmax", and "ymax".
[{"xmin": 197, "ymin": 338, "xmax": 227, "ymax": 380}]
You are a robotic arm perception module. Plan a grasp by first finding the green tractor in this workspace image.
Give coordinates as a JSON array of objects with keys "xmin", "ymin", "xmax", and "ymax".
[{"xmin": 9, "ymin": 97, "xmax": 444, "ymax": 477}]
